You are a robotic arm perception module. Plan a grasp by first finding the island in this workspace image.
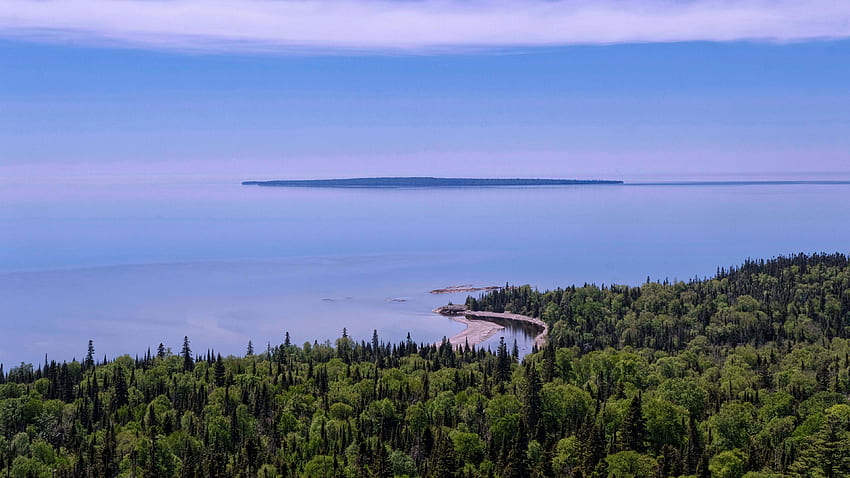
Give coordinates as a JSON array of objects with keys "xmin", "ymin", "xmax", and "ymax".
[
  {"xmin": 430, "ymin": 284, "xmax": 502, "ymax": 294},
  {"xmin": 242, "ymin": 177, "xmax": 623, "ymax": 188}
]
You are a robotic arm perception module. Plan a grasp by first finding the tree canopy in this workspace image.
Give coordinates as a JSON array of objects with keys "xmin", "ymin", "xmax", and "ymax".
[{"xmin": 2, "ymin": 253, "xmax": 850, "ymax": 477}]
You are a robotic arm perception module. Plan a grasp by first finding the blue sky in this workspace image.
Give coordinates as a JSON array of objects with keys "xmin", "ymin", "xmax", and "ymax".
[{"xmin": 1, "ymin": 1, "xmax": 850, "ymax": 180}]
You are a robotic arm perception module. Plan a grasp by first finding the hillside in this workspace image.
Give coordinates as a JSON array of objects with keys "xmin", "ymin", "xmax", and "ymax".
[{"xmin": 2, "ymin": 253, "xmax": 849, "ymax": 477}]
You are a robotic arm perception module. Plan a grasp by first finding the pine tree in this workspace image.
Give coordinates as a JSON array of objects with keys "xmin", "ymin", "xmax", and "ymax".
[
  {"xmin": 522, "ymin": 362, "xmax": 542, "ymax": 439},
  {"xmin": 371, "ymin": 442, "xmax": 392, "ymax": 478},
  {"xmin": 211, "ymin": 354, "xmax": 225, "ymax": 387},
  {"xmin": 181, "ymin": 336, "xmax": 193, "ymax": 371},
  {"xmin": 504, "ymin": 421, "xmax": 530, "ymax": 478},
  {"xmin": 496, "ymin": 337, "xmax": 511, "ymax": 382},
  {"xmin": 541, "ymin": 343, "xmax": 555, "ymax": 382},
  {"xmin": 790, "ymin": 408, "xmax": 850, "ymax": 477},
  {"xmin": 157, "ymin": 343, "xmax": 166, "ymax": 359},
  {"xmin": 112, "ymin": 366, "xmax": 128, "ymax": 409},
  {"xmin": 246, "ymin": 340, "xmax": 254, "ymax": 356},
  {"xmin": 578, "ymin": 414, "xmax": 605, "ymax": 474},
  {"xmin": 618, "ymin": 392, "xmax": 646, "ymax": 453},
  {"xmin": 684, "ymin": 415, "xmax": 704, "ymax": 474},
  {"xmin": 85, "ymin": 340, "xmax": 95, "ymax": 369},
  {"xmin": 431, "ymin": 431, "xmax": 457, "ymax": 478}
]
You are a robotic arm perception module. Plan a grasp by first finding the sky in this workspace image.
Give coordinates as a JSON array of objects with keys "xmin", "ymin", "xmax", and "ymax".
[{"xmin": 1, "ymin": 0, "xmax": 850, "ymax": 181}]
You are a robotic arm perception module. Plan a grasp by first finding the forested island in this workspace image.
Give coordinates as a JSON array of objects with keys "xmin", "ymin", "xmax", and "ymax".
[
  {"xmin": 3, "ymin": 253, "xmax": 850, "ymax": 477},
  {"xmin": 241, "ymin": 177, "xmax": 623, "ymax": 188}
]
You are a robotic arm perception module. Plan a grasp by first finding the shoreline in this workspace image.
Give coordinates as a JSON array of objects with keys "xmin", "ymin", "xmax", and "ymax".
[{"xmin": 433, "ymin": 306, "xmax": 548, "ymax": 349}]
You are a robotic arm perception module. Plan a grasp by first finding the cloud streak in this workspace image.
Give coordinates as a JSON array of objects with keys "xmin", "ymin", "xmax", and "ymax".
[{"xmin": 1, "ymin": 0, "xmax": 850, "ymax": 54}]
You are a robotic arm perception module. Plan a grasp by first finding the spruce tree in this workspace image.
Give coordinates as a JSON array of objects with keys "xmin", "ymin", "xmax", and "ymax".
[
  {"xmin": 85, "ymin": 340, "xmax": 95, "ymax": 369},
  {"xmin": 181, "ymin": 336, "xmax": 193, "ymax": 371},
  {"xmin": 522, "ymin": 362, "xmax": 542, "ymax": 439},
  {"xmin": 112, "ymin": 366, "xmax": 128, "ymax": 409},
  {"xmin": 214, "ymin": 354, "xmax": 226, "ymax": 386},
  {"xmin": 496, "ymin": 337, "xmax": 511, "ymax": 382},
  {"xmin": 618, "ymin": 392, "xmax": 646, "ymax": 453},
  {"xmin": 430, "ymin": 431, "xmax": 457, "ymax": 478}
]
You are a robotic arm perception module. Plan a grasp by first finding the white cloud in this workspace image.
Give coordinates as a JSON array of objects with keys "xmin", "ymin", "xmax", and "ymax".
[{"xmin": 1, "ymin": 0, "xmax": 849, "ymax": 54}]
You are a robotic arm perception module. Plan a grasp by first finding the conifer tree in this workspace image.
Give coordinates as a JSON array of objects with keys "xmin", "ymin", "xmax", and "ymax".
[
  {"xmin": 496, "ymin": 337, "xmax": 511, "ymax": 382},
  {"xmin": 522, "ymin": 362, "xmax": 542, "ymax": 439},
  {"xmin": 618, "ymin": 392, "xmax": 646, "ymax": 453},
  {"xmin": 181, "ymin": 336, "xmax": 193, "ymax": 371},
  {"xmin": 85, "ymin": 340, "xmax": 95, "ymax": 369},
  {"xmin": 112, "ymin": 366, "xmax": 128, "ymax": 409},
  {"xmin": 214, "ymin": 354, "xmax": 226, "ymax": 386},
  {"xmin": 430, "ymin": 431, "xmax": 457, "ymax": 478}
]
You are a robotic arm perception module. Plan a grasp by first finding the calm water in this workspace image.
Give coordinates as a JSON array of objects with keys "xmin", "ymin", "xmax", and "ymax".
[{"xmin": 2, "ymin": 178, "xmax": 850, "ymax": 364}]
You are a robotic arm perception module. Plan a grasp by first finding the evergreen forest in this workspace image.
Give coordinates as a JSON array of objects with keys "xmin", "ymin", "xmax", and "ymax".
[{"xmin": 2, "ymin": 253, "xmax": 850, "ymax": 477}]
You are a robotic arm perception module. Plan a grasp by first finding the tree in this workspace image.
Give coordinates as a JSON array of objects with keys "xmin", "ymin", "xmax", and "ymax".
[
  {"xmin": 112, "ymin": 365, "xmax": 128, "ymax": 409},
  {"xmin": 431, "ymin": 431, "xmax": 457, "ymax": 478},
  {"xmin": 246, "ymin": 341, "xmax": 254, "ymax": 357},
  {"xmin": 181, "ymin": 336, "xmax": 193, "ymax": 371},
  {"xmin": 709, "ymin": 449, "xmax": 748, "ymax": 478},
  {"xmin": 604, "ymin": 450, "xmax": 657, "ymax": 478},
  {"xmin": 450, "ymin": 431, "xmax": 484, "ymax": 465},
  {"xmin": 644, "ymin": 398, "xmax": 687, "ymax": 453},
  {"xmin": 708, "ymin": 402, "xmax": 755, "ymax": 450},
  {"xmin": 502, "ymin": 422, "xmax": 529, "ymax": 478},
  {"xmin": 552, "ymin": 436, "xmax": 581, "ymax": 477},
  {"xmin": 790, "ymin": 404, "xmax": 850, "ymax": 477},
  {"xmin": 303, "ymin": 455, "xmax": 334, "ymax": 478},
  {"xmin": 618, "ymin": 393, "xmax": 646, "ymax": 453},
  {"xmin": 214, "ymin": 354, "xmax": 226, "ymax": 386},
  {"xmin": 496, "ymin": 337, "xmax": 511, "ymax": 382},
  {"xmin": 521, "ymin": 362, "xmax": 542, "ymax": 439},
  {"xmin": 85, "ymin": 340, "xmax": 95, "ymax": 369},
  {"xmin": 541, "ymin": 383, "xmax": 592, "ymax": 437}
]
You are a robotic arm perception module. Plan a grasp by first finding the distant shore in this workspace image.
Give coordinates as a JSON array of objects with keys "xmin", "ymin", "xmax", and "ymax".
[
  {"xmin": 242, "ymin": 177, "xmax": 623, "ymax": 188},
  {"xmin": 434, "ymin": 305, "xmax": 548, "ymax": 349},
  {"xmin": 430, "ymin": 284, "xmax": 502, "ymax": 294}
]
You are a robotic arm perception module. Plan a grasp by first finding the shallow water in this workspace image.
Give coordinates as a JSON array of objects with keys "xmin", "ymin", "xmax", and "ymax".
[{"xmin": 2, "ymin": 178, "xmax": 850, "ymax": 364}]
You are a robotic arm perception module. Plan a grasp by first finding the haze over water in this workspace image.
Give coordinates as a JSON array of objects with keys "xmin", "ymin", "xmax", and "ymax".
[{"xmin": 2, "ymin": 174, "xmax": 850, "ymax": 365}]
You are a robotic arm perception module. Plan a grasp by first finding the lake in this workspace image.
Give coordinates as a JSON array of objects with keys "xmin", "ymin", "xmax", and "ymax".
[{"xmin": 2, "ymin": 177, "xmax": 849, "ymax": 364}]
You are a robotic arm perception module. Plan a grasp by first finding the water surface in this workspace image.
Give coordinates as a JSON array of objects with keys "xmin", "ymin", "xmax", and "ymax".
[{"xmin": 2, "ymin": 178, "xmax": 849, "ymax": 364}]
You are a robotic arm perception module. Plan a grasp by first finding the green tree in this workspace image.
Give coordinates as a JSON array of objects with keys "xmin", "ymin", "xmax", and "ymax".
[
  {"xmin": 709, "ymin": 402, "xmax": 756, "ymax": 450},
  {"xmin": 181, "ymin": 336, "xmax": 193, "ymax": 371},
  {"xmin": 618, "ymin": 393, "xmax": 646, "ymax": 453},
  {"xmin": 709, "ymin": 449, "xmax": 748, "ymax": 478},
  {"xmin": 604, "ymin": 450, "xmax": 657, "ymax": 478}
]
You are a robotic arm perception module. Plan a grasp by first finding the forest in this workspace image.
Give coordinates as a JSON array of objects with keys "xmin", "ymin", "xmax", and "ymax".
[{"xmin": 2, "ymin": 253, "xmax": 850, "ymax": 477}]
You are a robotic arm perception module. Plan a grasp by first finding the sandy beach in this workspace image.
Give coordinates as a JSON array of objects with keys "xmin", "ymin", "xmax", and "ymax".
[
  {"xmin": 439, "ymin": 314, "xmax": 506, "ymax": 348},
  {"xmin": 434, "ymin": 306, "xmax": 548, "ymax": 349}
]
